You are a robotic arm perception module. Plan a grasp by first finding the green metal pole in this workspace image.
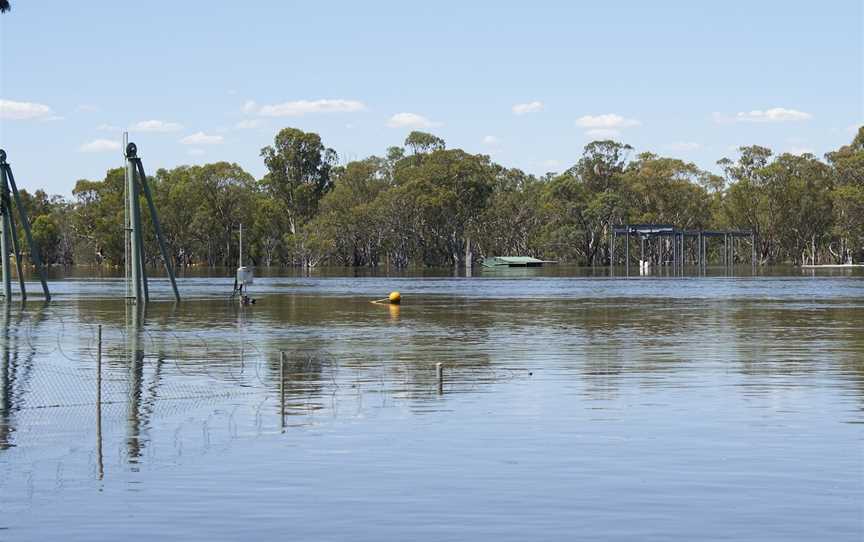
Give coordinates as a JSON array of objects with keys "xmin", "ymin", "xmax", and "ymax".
[
  {"xmin": 3, "ymin": 162, "xmax": 50, "ymax": 300},
  {"xmin": 136, "ymin": 160, "xmax": 180, "ymax": 302},
  {"xmin": 0, "ymin": 191, "xmax": 10, "ymax": 302},
  {"xmin": 126, "ymin": 145, "xmax": 142, "ymax": 304},
  {"xmin": 137, "ymin": 220, "xmax": 149, "ymax": 303},
  {"xmin": 6, "ymin": 207, "xmax": 27, "ymax": 300}
]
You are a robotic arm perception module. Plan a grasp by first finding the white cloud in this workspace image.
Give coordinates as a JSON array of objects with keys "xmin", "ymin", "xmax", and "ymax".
[
  {"xmin": 541, "ymin": 159, "xmax": 561, "ymax": 169},
  {"xmin": 0, "ymin": 99, "xmax": 54, "ymax": 120},
  {"xmin": 386, "ymin": 112, "xmax": 442, "ymax": 129},
  {"xmin": 242, "ymin": 100, "xmax": 258, "ymax": 114},
  {"xmin": 482, "ymin": 135, "xmax": 501, "ymax": 146},
  {"xmin": 235, "ymin": 119, "xmax": 264, "ymax": 130},
  {"xmin": 713, "ymin": 107, "xmax": 813, "ymax": 124},
  {"xmin": 187, "ymin": 148, "xmax": 206, "ymax": 156},
  {"xmin": 576, "ymin": 114, "xmax": 641, "ymax": 129},
  {"xmin": 179, "ymin": 132, "xmax": 224, "ymax": 145},
  {"xmin": 512, "ymin": 101, "xmax": 544, "ymax": 115},
  {"xmin": 79, "ymin": 139, "xmax": 121, "ymax": 153},
  {"xmin": 585, "ymin": 128, "xmax": 621, "ymax": 139},
  {"xmin": 665, "ymin": 141, "xmax": 702, "ymax": 152},
  {"xmin": 96, "ymin": 123, "xmax": 120, "ymax": 132},
  {"xmin": 257, "ymin": 99, "xmax": 366, "ymax": 117},
  {"xmin": 131, "ymin": 119, "xmax": 184, "ymax": 132}
]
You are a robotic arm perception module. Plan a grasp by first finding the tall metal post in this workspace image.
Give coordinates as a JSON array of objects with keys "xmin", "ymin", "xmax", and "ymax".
[
  {"xmin": 0, "ymin": 189, "xmax": 10, "ymax": 302},
  {"xmin": 135, "ymin": 156, "xmax": 180, "ymax": 303},
  {"xmin": 671, "ymin": 233, "xmax": 676, "ymax": 275},
  {"xmin": 640, "ymin": 236, "xmax": 645, "ymax": 268},
  {"xmin": 279, "ymin": 351, "xmax": 286, "ymax": 429},
  {"xmin": 752, "ymin": 231, "xmax": 757, "ymax": 273},
  {"xmin": 96, "ymin": 324, "xmax": 104, "ymax": 479},
  {"xmin": 625, "ymin": 227, "xmax": 630, "ymax": 277},
  {"xmin": 126, "ymin": 144, "xmax": 142, "ymax": 304},
  {"xmin": 610, "ymin": 230, "xmax": 615, "ymax": 277},
  {"xmin": 2, "ymin": 155, "xmax": 50, "ymax": 300},
  {"xmin": 5, "ymin": 210, "xmax": 26, "ymax": 299}
]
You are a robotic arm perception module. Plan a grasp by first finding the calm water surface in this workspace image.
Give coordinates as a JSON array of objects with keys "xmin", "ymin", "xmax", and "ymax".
[{"xmin": 0, "ymin": 266, "xmax": 862, "ymax": 541}]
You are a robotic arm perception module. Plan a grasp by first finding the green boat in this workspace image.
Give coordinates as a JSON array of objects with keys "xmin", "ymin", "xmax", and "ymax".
[{"xmin": 481, "ymin": 256, "xmax": 556, "ymax": 268}]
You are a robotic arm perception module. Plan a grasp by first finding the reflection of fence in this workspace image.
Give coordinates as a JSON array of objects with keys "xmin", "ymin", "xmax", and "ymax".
[
  {"xmin": 0, "ymin": 321, "xmax": 337, "ymax": 518},
  {"xmin": 0, "ymin": 314, "xmax": 512, "ymax": 519}
]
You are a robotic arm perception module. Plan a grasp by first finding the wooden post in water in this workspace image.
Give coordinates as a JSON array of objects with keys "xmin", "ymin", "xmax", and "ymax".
[{"xmin": 436, "ymin": 362, "xmax": 443, "ymax": 395}]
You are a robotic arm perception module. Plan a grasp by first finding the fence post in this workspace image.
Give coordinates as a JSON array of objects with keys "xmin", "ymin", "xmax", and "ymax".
[
  {"xmin": 279, "ymin": 351, "xmax": 285, "ymax": 428},
  {"xmin": 96, "ymin": 324, "xmax": 103, "ymax": 479}
]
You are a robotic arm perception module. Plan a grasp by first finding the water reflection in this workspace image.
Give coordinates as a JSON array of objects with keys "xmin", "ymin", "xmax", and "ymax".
[
  {"xmin": 0, "ymin": 272, "xmax": 862, "ymax": 540},
  {"xmin": 0, "ymin": 304, "xmax": 12, "ymax": 450}
]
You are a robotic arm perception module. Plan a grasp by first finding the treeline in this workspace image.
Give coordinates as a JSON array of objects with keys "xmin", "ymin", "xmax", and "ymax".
[{"xmin": 12, "ymin": 126, "xmax": 864, "ymax": 269}]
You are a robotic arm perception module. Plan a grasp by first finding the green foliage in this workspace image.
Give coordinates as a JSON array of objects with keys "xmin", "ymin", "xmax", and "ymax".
[
  {"xmin": 10, "ymin": 125, "xmax": 864, "ymax": 268},
  {"xmin": 404, "ymin": 131, "xmax": 445, "ymax": 155},
  {"xmin": 260, "ymin": 127, "xmax": 337, "ymax": 234}
]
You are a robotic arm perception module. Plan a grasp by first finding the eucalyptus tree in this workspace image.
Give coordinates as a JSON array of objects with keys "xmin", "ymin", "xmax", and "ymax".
[
  {"xmin": 826, "ymin": 127, "xmax": 864, "ymax": 262},
  {"xmin": 260, "ymin": 127, "xmax": 337, "ymax": 235}
]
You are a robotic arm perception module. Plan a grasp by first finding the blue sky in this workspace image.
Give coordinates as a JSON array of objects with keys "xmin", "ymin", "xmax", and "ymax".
[{"xmin": 1, "ymin": 0, "xmax": 861, "ymax": 195}]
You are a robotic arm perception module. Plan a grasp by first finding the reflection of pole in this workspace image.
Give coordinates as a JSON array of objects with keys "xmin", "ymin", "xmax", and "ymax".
[
  {"xmin": 96, "ymin": 324, "xmax": 104, "ymax": 480},
  {"xmin": 126, "ymin": 304, "xmax": 144, "ymax": 460},
  {"xmin": 0, "ymin": 304, "xmax": 10, "ymax": 449}
]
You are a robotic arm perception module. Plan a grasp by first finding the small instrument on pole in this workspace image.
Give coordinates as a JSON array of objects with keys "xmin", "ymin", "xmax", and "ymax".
[{"xmin": 233, "ymin": 223, "xmax": 255, "ymax": 306}]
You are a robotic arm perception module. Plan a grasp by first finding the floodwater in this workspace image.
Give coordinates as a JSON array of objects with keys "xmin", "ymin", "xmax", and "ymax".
[{"xmin": 0, "ymin": 266, "xmax": 862, "ymax": 541}]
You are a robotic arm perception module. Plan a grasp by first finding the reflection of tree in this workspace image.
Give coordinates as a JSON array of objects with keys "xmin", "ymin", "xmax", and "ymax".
[{"xmin": 730, "ymin": 301, "xmax": 864, "ymax": 398}]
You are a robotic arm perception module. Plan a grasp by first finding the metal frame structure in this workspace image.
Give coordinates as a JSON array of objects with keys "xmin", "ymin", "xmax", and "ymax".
[
  {"xmin": 610, "ymin": 223, "xmax": 756, "ymax": 277},
  {"xmin": 124, "ymin": 142, "xmax": 180, "ymax": 304},
  {"xmin": 0, "ymin": 150, "xmax": 51, "ymax": 303}
]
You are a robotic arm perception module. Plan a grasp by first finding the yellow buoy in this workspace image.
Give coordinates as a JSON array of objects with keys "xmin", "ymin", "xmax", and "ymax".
[{"xmin": 388, "ymin": 291, "xmax": 401, "ymax": 305}]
